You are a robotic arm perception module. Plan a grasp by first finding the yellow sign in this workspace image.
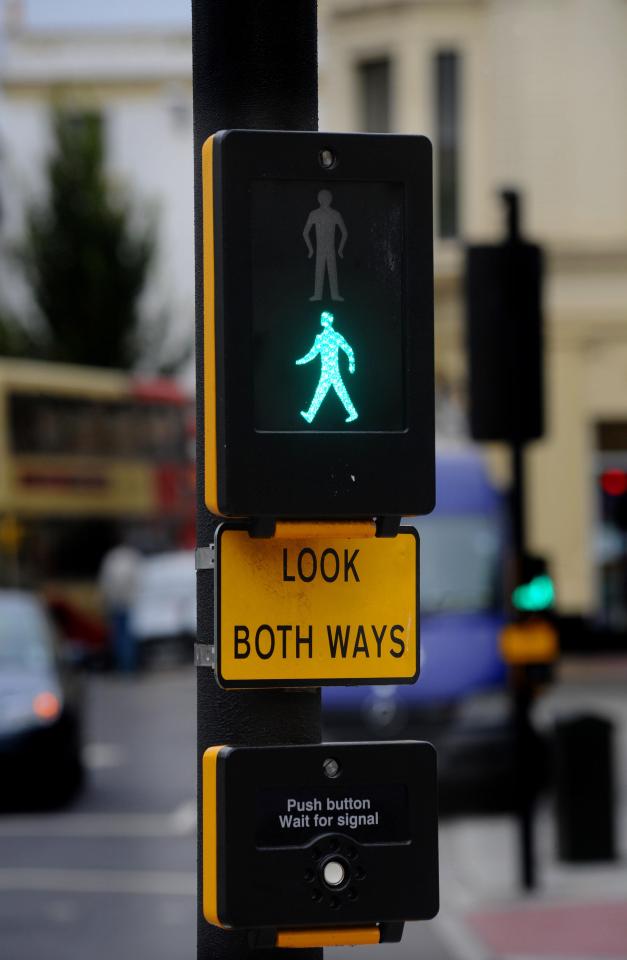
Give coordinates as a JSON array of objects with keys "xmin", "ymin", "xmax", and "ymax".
[
  {"xmin": 500, "ymin": 619, "xmax": 559, "ymax": 665},
  {"xmin": 215, "ymin": 526, "xmax": 419, "ymax": 688}
]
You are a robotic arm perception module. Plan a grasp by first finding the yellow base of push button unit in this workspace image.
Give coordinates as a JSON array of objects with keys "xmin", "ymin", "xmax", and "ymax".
[{"xmin": 277, "ymin": 927, "xmax": 381, "ymax": 948}]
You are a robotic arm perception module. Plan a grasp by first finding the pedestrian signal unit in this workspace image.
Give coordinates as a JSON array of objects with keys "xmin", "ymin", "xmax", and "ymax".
[
  {"xmin": 202, "ymin": 740, "xmax": 438, "ymax": 946},
  {"xmin": 202, "ymin": 130, "xmax": 434, "ymax": 521}
]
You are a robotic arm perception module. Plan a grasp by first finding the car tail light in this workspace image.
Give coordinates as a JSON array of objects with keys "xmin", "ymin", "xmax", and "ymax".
[{"xmin": 32, "ymin": 691, "xmax": 61, "ymax": 721}]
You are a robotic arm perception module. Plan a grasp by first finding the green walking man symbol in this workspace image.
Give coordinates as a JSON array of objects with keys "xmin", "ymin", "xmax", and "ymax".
[{"xmin": 296, "ymin": 311, "xmax": 358, "ymax": 424}]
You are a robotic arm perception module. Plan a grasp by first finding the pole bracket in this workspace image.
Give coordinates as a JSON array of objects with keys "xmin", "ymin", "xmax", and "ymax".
[
  {"xmin": 196, "ymin": 545, "xmax": 215, "ymax": 570},
  {"xmin": 195, "ymin": 643, "xmax": 215, "ymax": 670}
]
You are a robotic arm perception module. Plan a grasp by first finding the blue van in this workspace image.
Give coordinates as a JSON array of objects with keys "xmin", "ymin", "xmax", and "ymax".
[{"xmin": 323, "ymin": 448, "xmax": 514, "ymax": 811}]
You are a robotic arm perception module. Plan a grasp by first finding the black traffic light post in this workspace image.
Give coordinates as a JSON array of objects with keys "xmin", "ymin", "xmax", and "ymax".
[
  {"xmin": 510, "ymin": 439, "xmax": 537, "ymax": 892},
  {"xmin": 466, "ymin": 190, "xmax": 545, "ymax": 892},
  {"xmin": 192, "ymin": 3, "xmax": 322, "ymax": 958},
  {"xmin": 506, "ymin": 195, "xmax": 538, "ymax": 893}
]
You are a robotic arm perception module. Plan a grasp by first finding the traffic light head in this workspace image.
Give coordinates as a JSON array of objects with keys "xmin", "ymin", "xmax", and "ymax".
[
  {"xmin": 202, "ymin": 130, "xmax": 434, "ymax": 521},
  {"xmin": 466, "ymin": 191, "xmax": 544, "ymax": 444},
  {"xmin": 599, "ymin": 468, "xmax": 627, "ymax": 532},
  {"xmin": 512, "ymin": 574, "xmax": 555, "ymax": 613},
  {"xmin": 601, "ymin": 469, "xmax": 627, "ymax": 497},
  {"xmin": 511, "ymin": 555, "xmax": 555, "ymax": 613}
]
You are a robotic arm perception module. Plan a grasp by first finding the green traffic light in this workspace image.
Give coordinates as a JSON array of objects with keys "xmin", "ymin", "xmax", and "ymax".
[
  {"xmin": 512, "ymin": 574, "xmax": 555, "ymax": 612},
  {"xmin": 296, "ymin": 311, "xmax": 358, "ymax": 424}
]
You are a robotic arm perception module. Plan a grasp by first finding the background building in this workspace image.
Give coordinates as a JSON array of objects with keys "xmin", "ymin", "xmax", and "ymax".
[
  {"xmin": 319, "ymin": 0, "xmax": 627, "ymax": 625},
  {"xmin": 0, "ymin": 0, "xmax": 193, "ymax": 368},
  {"xmin": 2, "ymin": 0, "xmax": 627, "ymax": 625}
]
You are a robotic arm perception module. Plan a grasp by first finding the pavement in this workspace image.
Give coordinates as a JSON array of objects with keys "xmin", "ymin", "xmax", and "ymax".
[
  {"xmin": 419, "ymin": 662, "xmax": 627, "ymax": 960},
  {"xmin": 0, "ymin": 658, "xmax": 625, "ymax": 959}
]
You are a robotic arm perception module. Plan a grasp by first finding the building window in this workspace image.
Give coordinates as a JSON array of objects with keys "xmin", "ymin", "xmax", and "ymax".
[
  {"xmin": 434, "ymin": 50, "xmax": 461, "ymax": 239},
  {"xmin": 163, "ymin": 82, "xmax": 192, "ymax": 130},
  {"xmin": 357, "ymin": 58, "xmax": 391, "ymax": 133}
]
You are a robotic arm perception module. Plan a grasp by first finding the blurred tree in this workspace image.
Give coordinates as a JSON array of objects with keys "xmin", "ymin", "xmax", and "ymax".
[
  {"xmin": 17, "ymin": 110, "xmax": 168, "ymax": 369},
  {"xmin": 0, "ymin": 311, "xmax": 33, "ymax": 357}
]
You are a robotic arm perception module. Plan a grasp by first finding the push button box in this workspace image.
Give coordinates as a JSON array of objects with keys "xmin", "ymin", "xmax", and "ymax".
[{"xmin": 202, "ymin": 740, "xmax": 438, "ymax": 946}]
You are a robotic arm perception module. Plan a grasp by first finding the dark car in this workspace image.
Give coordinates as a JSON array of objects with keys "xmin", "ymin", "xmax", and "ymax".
[{"xmin": 0, "ymin": 589, "xmax": 83, "ymax": 808}]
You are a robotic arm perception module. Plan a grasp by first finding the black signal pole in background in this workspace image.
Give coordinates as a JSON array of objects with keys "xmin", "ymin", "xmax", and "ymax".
[
  {"xmin": 503, "ymin": 193, "xmax": 540, "ymax": 893},
  {"xmin": 511, "ymin": 432, "xmax": 536, "ymax": 892},
  {"xmin": 192, "ymin": 3, "xmax": 322, "ymax": 958},
  {"xmin": 506, "ymin": 199, "xmax": 535, "ymax": 894},
  {"xmin": 466, "ymin": 190, "xmax": 544, "ymax": 892}
]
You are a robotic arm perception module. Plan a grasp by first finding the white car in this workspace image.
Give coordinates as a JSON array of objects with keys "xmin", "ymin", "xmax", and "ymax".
[{"xmin": 130, "ymin": 551, "xmax": 196, "ymax": 659}]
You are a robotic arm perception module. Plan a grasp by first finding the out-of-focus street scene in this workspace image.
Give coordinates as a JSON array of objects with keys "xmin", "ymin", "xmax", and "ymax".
[{"xmin": 1, "ymin": 0, "xmax": 626, "ymax": 957}]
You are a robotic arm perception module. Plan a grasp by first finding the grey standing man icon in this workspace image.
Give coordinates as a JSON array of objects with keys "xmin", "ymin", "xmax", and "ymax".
[{"xmin": 303, "ymin": 189, "xmax": 348, "ymax": 302}]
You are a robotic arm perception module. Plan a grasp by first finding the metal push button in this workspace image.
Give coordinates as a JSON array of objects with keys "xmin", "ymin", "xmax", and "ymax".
[{"xmin": 323, "ymin": 860, "xmax": 346, "ymax": 888}]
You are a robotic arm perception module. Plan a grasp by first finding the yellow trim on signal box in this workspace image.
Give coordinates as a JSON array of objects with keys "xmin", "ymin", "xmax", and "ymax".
[
  {"xmin": 274, "ymin": 521, "xmax": 376, "ymax": 540},
  {"xmin": 277, "ymin": 927, "xmax": 381, "ymax": 948},
  {"xmin": 202, "ymin": 136, "xmax": 220, "ymax": 515},
  {"xmin": 202, "ymin": 745, "xmax": 226, "ymax": 927}
]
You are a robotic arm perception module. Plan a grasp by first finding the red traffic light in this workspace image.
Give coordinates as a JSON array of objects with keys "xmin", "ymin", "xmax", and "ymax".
[{"xmin": 600, "ymin": 469, "xmax": 627, "ymax": 497}]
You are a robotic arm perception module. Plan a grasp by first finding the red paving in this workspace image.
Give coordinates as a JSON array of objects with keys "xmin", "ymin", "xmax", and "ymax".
[{"xmin": 467, "ymin": 900, "xmax": 627, "ymax": 958}]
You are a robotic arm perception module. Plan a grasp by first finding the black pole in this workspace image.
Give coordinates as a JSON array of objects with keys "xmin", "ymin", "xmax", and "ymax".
[
  {"xmin": 502, "ymin": 190, "xmax": 521, "ymax": 244},
  {"xmin": 511, "ymin": 442, "xmax": 525, "ymax": 560},
  {"xmin": 513, "ymin": 667, "xmax": 535, "ymax": 890},
  {"xmin": 192, "ymin": 3, "xmax": 322, "ymax": 958},
  {"xmin": 509, "ymin": 440, "xmax": 535, "ymax": 891},
  {"xmin": 501, "ymin": 188, "xmax": 536, "ymax": 892}
]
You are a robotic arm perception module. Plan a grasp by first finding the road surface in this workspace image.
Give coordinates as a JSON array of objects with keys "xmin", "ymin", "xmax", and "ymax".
[{"xmin": 0, "ymin": 667, "xmax": 455, "ymax": 959}]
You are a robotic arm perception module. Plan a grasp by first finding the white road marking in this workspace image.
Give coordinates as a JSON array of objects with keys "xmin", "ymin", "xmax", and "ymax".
[
  {"xmin": 159, "ymin": 899, "xmax": 190, "ymax": 925},
  {"xmin": 0, "ymin": 868, "xmax": 195, "ymax": 896},
  {"xmin": 44, "ymin": 899, "xmax": 80, "ymax": 925},
  {"xmin": 82, "ymin": 742, "xmax": 126, "ymax": 770},
  {"xmin": 0, "ymin": 798, "xmax": 196, "ymax": 838},
  {"xmin": 170, "ymin": 798, "xmax": 196, "ymax": 834}
]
